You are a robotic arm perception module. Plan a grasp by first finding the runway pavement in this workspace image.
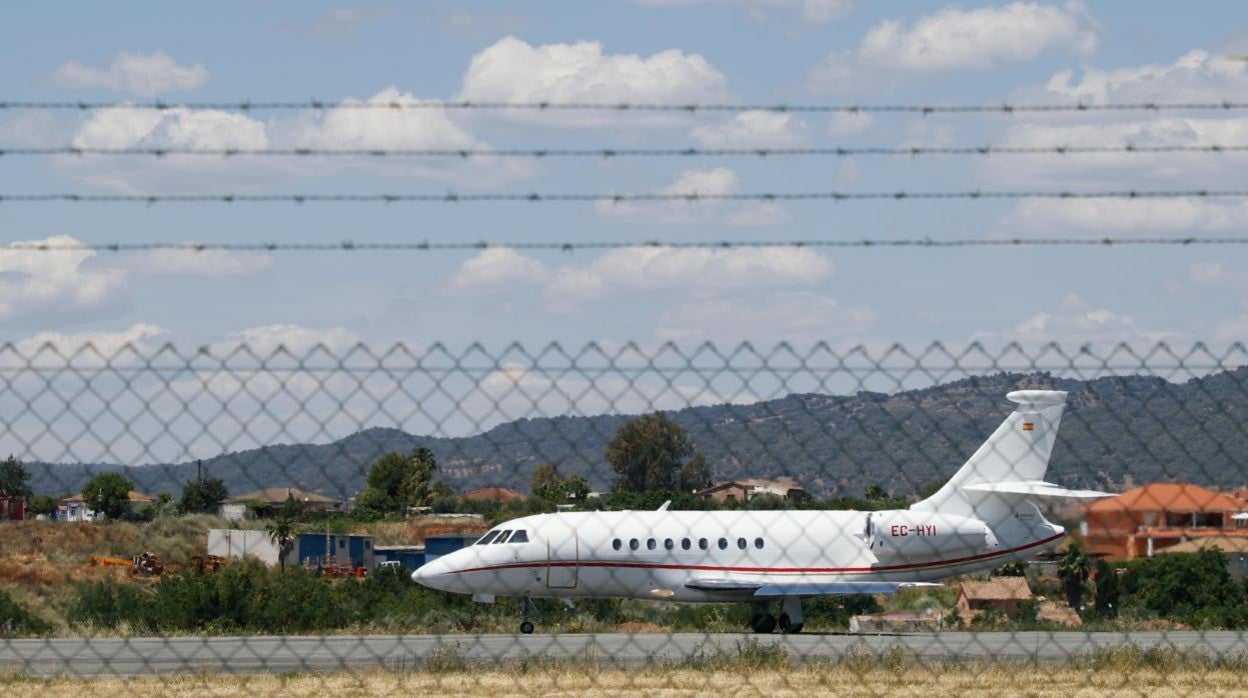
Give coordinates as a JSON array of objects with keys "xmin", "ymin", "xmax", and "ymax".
[{"xmin": 4, "ymin": 631, "xmax": 1248, "ymax": 677}]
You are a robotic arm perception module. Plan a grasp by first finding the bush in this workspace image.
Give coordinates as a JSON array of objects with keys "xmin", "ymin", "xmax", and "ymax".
[
  {"xmin": 0, "ymin": 589, "xmax": 52, "ymax": 636},
  {"xmin": 1120, "ymin": 549, "xmax": 1248, "ymax": 628},
  {"xmin": 69, "ymin": 578, "xmax": 150, "ymax": 630}
]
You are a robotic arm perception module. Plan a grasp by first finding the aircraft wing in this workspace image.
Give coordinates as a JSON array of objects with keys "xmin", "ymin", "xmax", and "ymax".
[{"xmin": 686, "ymin": 578, "xmax": 941, "ymax": 596}]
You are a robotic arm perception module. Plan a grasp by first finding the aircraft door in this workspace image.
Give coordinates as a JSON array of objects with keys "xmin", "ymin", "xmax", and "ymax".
[{"xmin": 545, "ymin": 522, "xmax": 579, "ymax": 589}]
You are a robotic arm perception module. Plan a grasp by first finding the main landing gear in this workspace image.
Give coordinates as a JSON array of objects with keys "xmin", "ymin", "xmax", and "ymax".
[
  {"xmin": 749, "ymin": 598, "xmax": 804, "ymax": 634},
  {"xmin": 519, "ymin": 597, "xmax": 535, "ymax": 634}
]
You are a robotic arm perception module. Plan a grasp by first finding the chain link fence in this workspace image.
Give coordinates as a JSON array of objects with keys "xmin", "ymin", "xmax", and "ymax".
[{"xmin": 2, "ymin": 340, "xmax": 1248, "ymax": 693}]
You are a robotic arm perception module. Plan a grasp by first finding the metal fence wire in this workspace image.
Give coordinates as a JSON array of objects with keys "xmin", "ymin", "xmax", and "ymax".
[{"xmin": 3, "ymin": 340, "xmax": 1248, "ymax": 693}]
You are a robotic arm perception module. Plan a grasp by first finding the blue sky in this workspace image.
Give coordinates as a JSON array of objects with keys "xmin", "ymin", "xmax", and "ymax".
[{"xmin": 3, "ymin": 1, "xmax": 1248, "ymax": 355}]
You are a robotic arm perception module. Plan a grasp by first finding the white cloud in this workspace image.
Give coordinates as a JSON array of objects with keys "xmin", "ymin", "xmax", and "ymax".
[
  {"xmin": 974, "ymin": 293, "xmax": 1181, "ymax": 347},
  {"xmin": 442, "ymin": 245, "xmax": 833, "ymax": 313},
  {"xmin": 1036, "ymin": 49, "xmax": 1246, "ymax": 105},
  {"xmin": 11, "ymin": 324, "xmax": 167, "ymax": 357},
  {"xmin": 1189, "ymin": 262, "xmax": 1248, "ymax": 290},
  {"xmin": 445, "ymin": 247, "xmax": 548, "ymax": 294},
  {"xmin": 61, "ymin": 87, "xmax": 530, "ymax": 191},
  {"xmin": 595, "ymin": 167, "xmax": 790, "ymax": 226},
  {"xmin": 982, "ymin": 116, "xmax": 1248, "ymax": 187},
  {"xmin": 1001, "ymin": 199, "xmax": 1248, "ymax": 234},
  {"xmin": 809, "ymin": 2, "xmax": 1096, "ymax": 92},
  {"xmin": 0, "ymin": 236, "xmax": 128, "ymax": 325},
  {"xmin": 457, "ymin": 36, "xmax": 728, "ymax": 127},
  {"xmin": 689, "ymin": 111, "xmax": 809, "ymax": 147},
  {"xmin": 826, "ymin": 111, "xmax": 874, "ymax": 137},
  {"xmin": 543, "ymin": 246, "xmax": 832, "ymax": 310},
  {"xmin": 656, "ymin": 291, "xmax": 874, "ymax": 344},
  {"xmin": 74, "ymin": 107, "xmax": 268, "ymax": 150},
  {"xmin": 51, "ymin": 52, "xmax": 209, "ymax": 96},
  {"xmin": 210, "ymin": 325, "xmax": 363, "ymax": 355},
  {"xmin": 114, "ymin": 247, "xmax": 273, "ymax": 278}
]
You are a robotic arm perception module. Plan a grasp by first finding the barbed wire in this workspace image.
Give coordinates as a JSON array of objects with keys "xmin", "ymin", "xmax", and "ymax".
[
  {"xmin": 6, "ymin": 237, "xmax": 1248, "ymax": 253},
  {"xmin": 5, "ymin": 143, "xmax": 1248, "ymax": 159},
  {"xmin": 4, "ymin": 99, "xmax": 1248, "ymax": 114},
  {"xmin": 4, "ymin": 189, "xmax": 1248, "ymax": 205}
]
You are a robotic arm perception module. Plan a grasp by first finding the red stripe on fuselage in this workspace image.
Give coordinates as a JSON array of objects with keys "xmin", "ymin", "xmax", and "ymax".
[{"xmin": 446, "ymin": 531, "xmax": 1063, "ymax": 576}]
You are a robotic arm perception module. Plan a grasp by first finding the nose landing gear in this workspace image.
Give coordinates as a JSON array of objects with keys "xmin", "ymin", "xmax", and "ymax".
[{"xmin": 519, "ymin": 597, "xmax": 535, "ymax": 634}]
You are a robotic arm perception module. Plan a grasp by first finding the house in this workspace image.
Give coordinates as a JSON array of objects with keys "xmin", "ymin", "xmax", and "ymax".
[
  {"xmin": 58, "ymin": 490, "xmax": 154, "ymax": 521},
  {"xmin": 219, "ymin": 487, "xmax": 343, "ymax": 520},
  {"xmin": 850, "ymin": 608, "xmax": 944, "ymax": 633},
  {"xmin": 696, "ymin": 477, "xmax": 806, "ymax": 504},
  {"xmin": 955, "ymin": 577, "xmax": 1033, "ymax": 619},
  {"xmin": 1082, "ymin": 483, "xmax": 1248, "ymax": 560},
  {"xmin": 0, "ymin": 495, "xmax": 25, "ymax": 521},
  {"xmin": 461, "ymin": 486, "xmax": 527, "ymax": 503},
  {"xmin": 1153, "ymin": 535, "xmax": 1248, "ymax": 578}
]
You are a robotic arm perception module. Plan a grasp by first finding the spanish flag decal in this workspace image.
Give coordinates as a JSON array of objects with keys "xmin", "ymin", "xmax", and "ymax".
[{"xmin": 1022, "ymin": 422, "xmax": 1035, "ymax": 431}]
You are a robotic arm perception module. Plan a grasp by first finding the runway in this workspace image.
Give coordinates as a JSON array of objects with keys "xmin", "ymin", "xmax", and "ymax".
[{"xmin": 4, "ymin": 631, "xmax": 1248, "ymax": 677}]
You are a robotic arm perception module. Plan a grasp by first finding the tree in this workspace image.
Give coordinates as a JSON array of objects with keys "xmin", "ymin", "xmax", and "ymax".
[
  {"xmin": 863, "ymin": 484, "xmax": 889, "ymax": 501},
  {"xmin": 27, "ymin": 494, "xmax": 59, "ymax": 518},
  {"xmin": 1057, "ymin": 541, "xmax": 1091, "ymax": 612},
  {"xmin": 81, "ymin": 472, "xmax": 134, "ymax": 521},
  {"xmin": 358, "ymin": 447, "xmax": 438, "ymax": 516},
  {"xmin": 1093, "ymin": 558, "xmax": 1119, "ymax": 619},
  {"xmin": 605, "ymin": 412, "xmax": 708, "ymax": 493},
  {"xmin": 398, "ymin": 446, "xmax": 438, "ymax": 509},
  {"xmin": 0, "ymin": 456, "xmax": 31, "ymax": 502},
  {"xmin": 563, "ymin": 474, "xmax": 591, "ymax": 501},
  {"xmin": 530, "ymin": 463, "xmax": 566, "ymax": 502},
  {"xmin": 266, "ymin": 516, "xmax": 298, "ymax": 572},
  {"xmin": 180, "ymin": 477, "xmax": 228, "ymax": 514},
  {"xmin": 676, "ymin": 454, "xmax": 712, "ymax": 493}
]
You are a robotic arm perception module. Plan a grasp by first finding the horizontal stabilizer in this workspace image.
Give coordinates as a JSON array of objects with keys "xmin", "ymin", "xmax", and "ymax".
[
  {"xmin": 963, "ymin": 481, "xmax": 1112, "ymax": 499},
  {"xmin": 686, "ymin": 578, "xmax": 941, "ymax": 596}
]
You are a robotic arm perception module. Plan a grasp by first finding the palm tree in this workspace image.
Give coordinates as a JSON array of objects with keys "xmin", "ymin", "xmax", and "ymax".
[
  {"xmin": 265, "ymin": 516, "xmax": 297, "ymax": 572},
  {"xmin": 1057, "ymin": 541, "xmax": 1092, "ymax": 612}
]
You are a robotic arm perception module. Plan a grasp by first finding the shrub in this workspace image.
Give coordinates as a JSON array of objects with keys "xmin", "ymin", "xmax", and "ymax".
[{"xmin": 0, "ymin": 589, "xmax": 52, "ymax": 636}]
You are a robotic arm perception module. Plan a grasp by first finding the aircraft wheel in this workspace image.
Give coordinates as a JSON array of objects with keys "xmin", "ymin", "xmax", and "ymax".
[
  {"xmin": 520, "ymin": 621, "xmax": 535, "ymax": 635},
  {"xmin": 778, "ymin": 614, "xmax": 803, "ymax": 634},
  {"xmin": 750, "ymin": 613, "xmax": 776, "ymax": 634}
]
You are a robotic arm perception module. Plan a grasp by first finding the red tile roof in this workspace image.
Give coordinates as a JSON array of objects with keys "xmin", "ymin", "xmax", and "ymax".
[{"xmin": 1086, "ymin": 483, "xmax": 1242, "ymax": 513}]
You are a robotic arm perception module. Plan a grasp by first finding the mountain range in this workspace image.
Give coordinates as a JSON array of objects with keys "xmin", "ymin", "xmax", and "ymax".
[{"xmin": 25, "ymin": 368, "xmax": 1248, "ymax": 500}]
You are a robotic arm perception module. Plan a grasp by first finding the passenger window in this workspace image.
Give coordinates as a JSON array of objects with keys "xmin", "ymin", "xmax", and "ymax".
[
  {"xmin": 646, "ymin": 538, "xmax": 656, "ymax": 550},
  {"xmin": 612, "ymin": 539, "xmax": 622, "ymax": 551},
  {"xmin": 494, "ymin": 530, "xmax": 513, "ymax": 544},
  {"xmin": 629, "ymin": 538, "xmax": 639, "ymax": 551},
  {"xmin": 737, "ymin": 538, "xmax": 746, "ymax": 550},
  {"xmin": 754, "ymin": 537, "xmax": 764, "ymax": 550},
  {"xmin": 681, "ymin": 538, "xmax": 691, "ymax": 550},
  {"xmin": 717, "ymin": 538, "xmax": 728, "ymax": 550},
  {"xmin": 509, "ymin": 530, "xmax": 529, "ymax": 544},
  {"xmin": 698, "ymin": 538, "xmax": 708, "ymax": 550},
  {"xmin": 664, "ymin": 538, "xmax": 674, "ymax": 550},
  {"xmin": 476, "ymin": 531, "xmax": 500, "ymax": 545}
]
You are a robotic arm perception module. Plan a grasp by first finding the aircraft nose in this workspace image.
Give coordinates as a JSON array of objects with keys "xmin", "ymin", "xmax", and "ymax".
[{"xmin": 411, "ymin": 557, "xmax": 454, "ymax": 590}]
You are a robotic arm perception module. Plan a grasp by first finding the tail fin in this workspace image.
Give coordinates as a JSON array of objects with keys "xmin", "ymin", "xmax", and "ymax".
[{"xmin": 911, "ymin": 390, "xmax": 1067, "ymax": 518}]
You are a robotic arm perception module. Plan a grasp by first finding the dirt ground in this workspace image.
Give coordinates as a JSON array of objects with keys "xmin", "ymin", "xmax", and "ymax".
[{"xmin": 2, "ymin": 666, "xmax": 1243, "ymax": 697}]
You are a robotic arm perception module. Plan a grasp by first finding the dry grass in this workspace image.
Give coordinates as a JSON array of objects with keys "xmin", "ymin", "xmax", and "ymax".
[{"xmin": 2, "ymin": 665, "xmax": 1245, "ymax": 697}]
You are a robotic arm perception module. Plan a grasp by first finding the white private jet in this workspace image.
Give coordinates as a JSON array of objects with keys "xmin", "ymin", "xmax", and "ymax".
[{"xmin": 413, "ymin": 390, "xmax": 1109, "ymax": 634}]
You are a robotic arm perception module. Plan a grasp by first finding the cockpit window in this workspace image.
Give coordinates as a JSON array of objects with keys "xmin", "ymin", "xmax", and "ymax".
[
  {"xmin": 509, "ymin": 530, "xmax": 529, "ymax": 544},
  {"xmin": 475, "ymin": 530, "xmax": 501, "ymax": 545},
  {"xmin": 493, "ymin": 530, "xmax": 513, "ymax": 544}
]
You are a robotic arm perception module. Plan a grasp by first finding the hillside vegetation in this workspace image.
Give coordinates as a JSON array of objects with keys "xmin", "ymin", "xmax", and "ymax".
[{"xmin": 24, "ymin": 368, "xmax": 1248, "ymax": 500}]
